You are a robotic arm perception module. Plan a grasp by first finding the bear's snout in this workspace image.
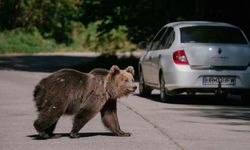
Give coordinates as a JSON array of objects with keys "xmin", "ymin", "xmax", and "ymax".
[{"xmin": 132, "ymin": 85, "xmax": 137, "ymax": 92}]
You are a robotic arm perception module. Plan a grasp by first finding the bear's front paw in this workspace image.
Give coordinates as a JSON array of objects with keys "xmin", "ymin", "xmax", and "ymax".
[{"xmin": 70, "ymin": 132, "xmax": 80, "ymax": 138}]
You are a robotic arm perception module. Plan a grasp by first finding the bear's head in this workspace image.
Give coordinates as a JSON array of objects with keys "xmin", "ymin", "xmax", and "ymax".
[{"xmin": 106, "ymin": 65, "xmax": 137, "ymax": 99}]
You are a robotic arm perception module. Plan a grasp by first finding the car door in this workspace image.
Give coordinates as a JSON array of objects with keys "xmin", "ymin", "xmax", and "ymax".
[
  {"xmin": 150, "ymin": 27, "xmax": 174, "ymax": 86},
  {"xmin": 142, "ymin": 27, "xmax": 167, "ymax": 85},
  {"xmin": 140, "ymin": 45, "xmax": 153, "ymax": 84}
]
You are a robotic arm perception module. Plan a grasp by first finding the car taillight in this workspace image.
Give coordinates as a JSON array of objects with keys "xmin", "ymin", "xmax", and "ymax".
[{"xmin": 173, "ymin": 50, "xmax": 189, "ymax": 65}]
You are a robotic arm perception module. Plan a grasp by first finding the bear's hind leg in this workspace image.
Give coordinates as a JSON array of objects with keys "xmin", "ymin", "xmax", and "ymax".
[
  {"xmin": 34, "ymin": 119, "xmax": 52, "ymax": 139},
  {"xmin": 34, "ymin": 110, "xmax": 62, "ymax": 139},
  {"xmin": 44, "ymin": 121, "xmax": 61, "ymax": 138}
]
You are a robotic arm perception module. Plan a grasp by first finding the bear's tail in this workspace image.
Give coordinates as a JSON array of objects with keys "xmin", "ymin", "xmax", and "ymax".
[{"xmin": 33, "ymin": 84, "xmax": 46, "ymax": 112}]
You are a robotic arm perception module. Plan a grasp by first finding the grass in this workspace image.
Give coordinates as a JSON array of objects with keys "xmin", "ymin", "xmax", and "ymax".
[{"xmin": 0, "ymin": 28, "xmax": 57, "ymax": 54}]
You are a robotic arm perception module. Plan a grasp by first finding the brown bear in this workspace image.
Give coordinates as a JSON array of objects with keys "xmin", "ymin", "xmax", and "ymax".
[{"xmin": 33, "ymin": 65, "xmax": 136, "ymax": 139}]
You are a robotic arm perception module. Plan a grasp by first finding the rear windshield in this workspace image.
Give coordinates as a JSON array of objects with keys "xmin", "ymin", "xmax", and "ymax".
[{"xmin": 180, "ymin": 26, "xmax": 248, "ymax": 44}]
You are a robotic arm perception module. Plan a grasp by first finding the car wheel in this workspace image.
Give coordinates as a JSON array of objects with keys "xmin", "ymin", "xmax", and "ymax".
[
  {"xmin": 160, "ymin": 74, "xmax": 170, "ymax": 102},
  {"xmin": 241, "ymin": 94, "xmax": 250, "ymax": 105},
  {"xmin": 139, "ymin": 71, "xmax": 151, "ymax": 97}
]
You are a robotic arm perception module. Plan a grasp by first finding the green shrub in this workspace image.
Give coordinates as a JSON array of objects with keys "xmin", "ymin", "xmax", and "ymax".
[
  {"xmin": 0, "ymin": 28, "xmax": 56, "ymax": 54},
  {"xmin": 82, "ymin": 21, "xmax": 101, "ymax": 51},
  {"xmin": 97, "ymin": 25, "xmax": 136, "ymax": 53},
  {"xmin": 67, "ymin": 21, "xmax": 136, "ymax": 53},
  {"xmin": 60, "ymin": 21, "xmax": 136, "ymax": 53}
]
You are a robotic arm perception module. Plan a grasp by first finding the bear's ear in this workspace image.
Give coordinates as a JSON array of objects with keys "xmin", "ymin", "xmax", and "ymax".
[
  {"xmin": 110, "ymin": 65, "xmax": 120, "ymax": 75},
  {"xmin": 125, "ymin": 66, "xmax": 135, "ymax": 76}
]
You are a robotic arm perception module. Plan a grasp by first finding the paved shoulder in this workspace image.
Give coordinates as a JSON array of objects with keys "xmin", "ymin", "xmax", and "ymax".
[{"xmin": 121, "ymin": 93, "xmax": 250, "ymax": 150}]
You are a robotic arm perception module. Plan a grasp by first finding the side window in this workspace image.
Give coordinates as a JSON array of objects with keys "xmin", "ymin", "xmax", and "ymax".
[
  {"xmin": 160, "ymin": 27, "xmax": 175, "ymax": 49},
  {"xmin": 162, "ymin": 29, "xmax": 175, "ymax": 49},
  {"xmin": 150, "ymin": 27, "xmax": 167, "ymax": 50}
]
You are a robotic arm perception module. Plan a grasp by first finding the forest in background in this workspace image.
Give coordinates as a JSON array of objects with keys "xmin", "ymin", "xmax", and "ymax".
[{"xmin": 0, "ymin": 0, "xmax": 250, "ymax": 53}]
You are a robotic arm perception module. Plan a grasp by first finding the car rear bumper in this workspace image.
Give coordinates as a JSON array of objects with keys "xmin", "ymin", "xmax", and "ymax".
[{"xmin": 163, "ymin": 65, "xmax": 250, "ymax": 93}]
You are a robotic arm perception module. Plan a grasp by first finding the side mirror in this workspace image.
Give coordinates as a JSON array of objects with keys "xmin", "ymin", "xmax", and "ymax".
[{"xmin": 138, "ymin": 41, "xmax": 147, "ymax": 50}]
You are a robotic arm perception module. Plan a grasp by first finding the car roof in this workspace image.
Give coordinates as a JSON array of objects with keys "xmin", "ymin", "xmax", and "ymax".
[{"xmin": 164, "ymin": 21, "xmax": 239, "ymax": 29}]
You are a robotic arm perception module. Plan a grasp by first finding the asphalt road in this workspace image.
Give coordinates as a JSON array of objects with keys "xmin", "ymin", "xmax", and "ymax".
[{"xmin": 1, "ymin": 53, "xmax": 250, "ymax": 150}]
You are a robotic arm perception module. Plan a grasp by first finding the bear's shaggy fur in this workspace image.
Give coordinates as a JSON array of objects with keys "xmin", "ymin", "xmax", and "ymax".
[
  {"xmin": 89, "ymin": 67, "xmax": 135, "ymax": 137},
  {"xmin": 33, "ymin": 65, "xmax": 136, "ymax": 139}
]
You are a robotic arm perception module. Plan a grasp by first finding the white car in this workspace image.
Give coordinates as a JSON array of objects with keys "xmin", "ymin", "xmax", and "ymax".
[{"xmin": 138, "ymin": 21, "xmax": 250, "ymax": 104}]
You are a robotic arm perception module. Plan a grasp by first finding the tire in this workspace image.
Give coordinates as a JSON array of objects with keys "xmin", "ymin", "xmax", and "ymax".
[
  {"xmin": 139, "ymin": 71, "xmax": 151, "ymax": 97},
  {"xmin": 241, "ymin": 94, "xmax": 250, "ymax": 105},
  {"xmin": 160, "ymin": 73, "xmax": 169, "ymax": 102}
]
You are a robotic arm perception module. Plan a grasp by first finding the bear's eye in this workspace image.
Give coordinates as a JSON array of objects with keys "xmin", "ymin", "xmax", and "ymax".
[{"xmin": 125, "ymin": 79, "xmax": 129, "ymax": 82}]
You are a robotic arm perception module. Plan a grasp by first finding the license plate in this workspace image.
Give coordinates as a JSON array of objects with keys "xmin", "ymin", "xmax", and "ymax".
[{"xmin": 203, "ymin": 76, "xmax": 236, "ymax": 85}]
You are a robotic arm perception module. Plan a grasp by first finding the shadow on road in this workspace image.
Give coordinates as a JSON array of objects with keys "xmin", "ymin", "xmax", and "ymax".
[
  {"xmin": 0, "ymin": 55, "xmax": 92, "ymax": 72},
  {"xmin": 0, "ymin": 54, "xmax": 139, "ymax": 78},
  {"xmin": 141, "ymin": 93, "xmax": 243, "ymax": 106},
  {"xmin": 138, "ymin": 93, "xmax": 250, "ymax": 125},
  {"xmin": 27, "ymin": 132, "xmax": 115, "ymax": 140}
]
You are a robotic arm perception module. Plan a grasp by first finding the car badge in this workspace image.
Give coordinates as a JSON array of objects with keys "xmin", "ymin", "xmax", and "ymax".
[{"xmin": 218, "ymin": 48, "xmax": 222, "ymax": 54}]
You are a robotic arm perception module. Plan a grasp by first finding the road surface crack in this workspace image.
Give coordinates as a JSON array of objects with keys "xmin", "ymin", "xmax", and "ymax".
[{"xmin": 120, "ymin": 101, "xmax": 185, "ymax": 150}]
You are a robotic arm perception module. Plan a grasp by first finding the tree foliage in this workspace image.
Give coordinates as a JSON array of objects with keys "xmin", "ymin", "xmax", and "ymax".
[
  {"xmin": 1, "ymin": 0, "xmax": 250, "ymax": 48},
  {"xmin": 1, "ymin": 0, "xmax": 80, "ymax": 43}
]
